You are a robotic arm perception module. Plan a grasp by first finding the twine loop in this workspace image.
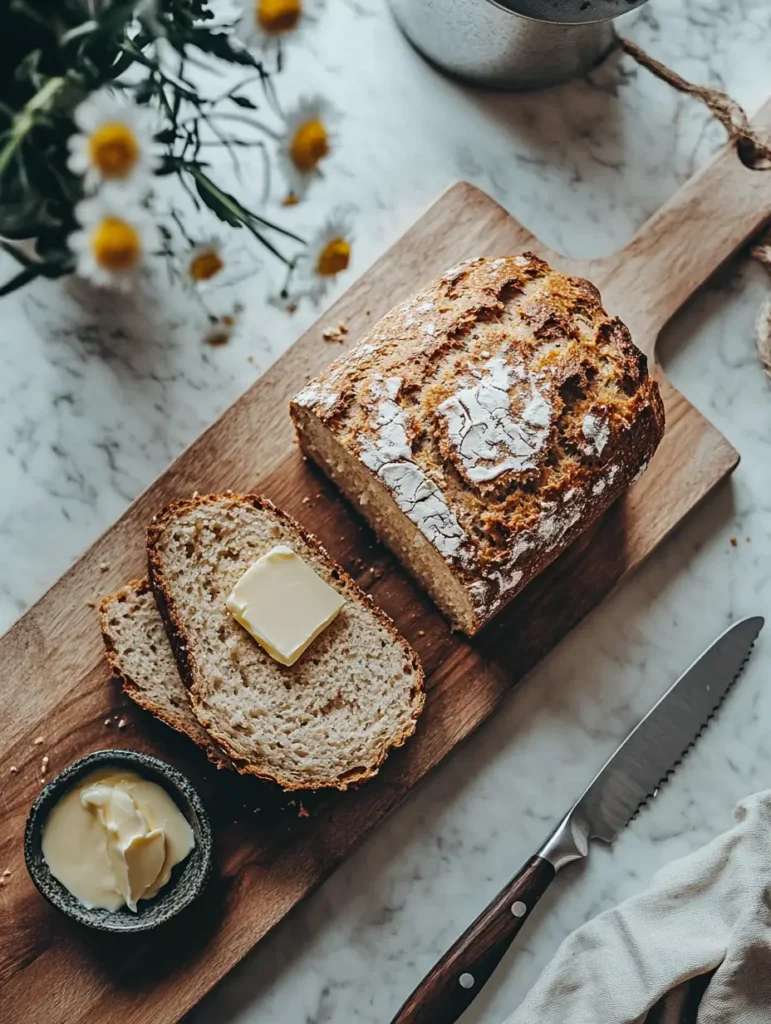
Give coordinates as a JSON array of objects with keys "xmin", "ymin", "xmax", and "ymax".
[
  {"xmin": 620, "ymin": 38, "xmax": 771, "ymax": 171},
  {"xmin": 620, "ymin": 38, "xmax": 771, "ymax": 377}
]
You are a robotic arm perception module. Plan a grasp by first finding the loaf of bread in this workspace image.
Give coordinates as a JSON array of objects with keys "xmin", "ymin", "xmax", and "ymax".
[
  {"xmin": 290, "ymin": 254, "xmax": 665, "ymax": 635},
  {"xmin": 99, "ymin": 580, "xmax": 233, "ymax": 770},
  {"xmin": 147, "ymin": 494, "xmax": 425, "ymax": 791}
]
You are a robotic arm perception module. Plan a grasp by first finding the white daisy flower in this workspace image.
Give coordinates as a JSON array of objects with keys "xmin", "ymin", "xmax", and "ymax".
[
  {"xmin": 235, "ymin": 0, "xmax": 322, "ymax": 51},
  {"xmin": 277, "ymin": 95, "xmax": 339, "ymax": 201},
  {"xmin": 186, "ymin": 237, "xmax": 226, "ymax": 288},
  {"xmin": 204, "ymin": 311, "xmax": 240, "ymax": 347},
  {"xmin": 68, "ymin": 90, "xmax": 161, "ymax": 194},
  {"xmin": 295, "ymin": 211, "xmax": 353, "ymax": 301},
  {"xmin": 69, "ymin": 196, "xmax": 160, "ymax": 292}
]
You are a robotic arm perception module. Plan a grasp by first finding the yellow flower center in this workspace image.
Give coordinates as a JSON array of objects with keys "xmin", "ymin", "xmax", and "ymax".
[
  {"xmin": 257, "ymin": 0, "xmax": 302, "ymax": 34},
  {"xmin": 290, "ymin": 119, "xmax": 329, "ymax": 172},
  {"xmin": 88, "ymin": 123, "xmax": 140, "ymax": 179},
  {"xmin": 91, "ymin": 217, "xmax": 141, "ymax": 272},
  {"xmin": 189, "ymin": 249, "xmax": 224, "ymax": 282},
  {"xmin": 316, "ymin": 237, "xmax": 350, "ymax": 277}
]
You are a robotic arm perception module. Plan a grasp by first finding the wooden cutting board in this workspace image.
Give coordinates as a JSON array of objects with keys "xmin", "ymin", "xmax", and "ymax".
[{"xmin": 2, "ymin": 100, "xmax": 770, "ymax": 1024}]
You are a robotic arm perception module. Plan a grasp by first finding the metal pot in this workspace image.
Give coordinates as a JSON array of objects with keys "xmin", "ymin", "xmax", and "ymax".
[{"xmin": 387, "ymin": 0, "xmax": 649, "ymax": 91}]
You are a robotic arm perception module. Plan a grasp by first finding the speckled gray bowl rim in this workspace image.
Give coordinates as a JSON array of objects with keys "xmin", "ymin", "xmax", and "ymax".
[{"xmin": 24, "ymin": 749, "xmax": 213, "ymax": 933}]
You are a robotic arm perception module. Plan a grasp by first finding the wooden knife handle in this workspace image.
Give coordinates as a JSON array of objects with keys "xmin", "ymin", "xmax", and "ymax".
[{"xmin": 389, "ymin": 856, "xmax": 555, "ymax": 1024}]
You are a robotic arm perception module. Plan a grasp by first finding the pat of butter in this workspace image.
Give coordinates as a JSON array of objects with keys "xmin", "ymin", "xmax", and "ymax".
[{"xmin": 225, "ymin": 544, "xmax": 345, "ymax": 667}]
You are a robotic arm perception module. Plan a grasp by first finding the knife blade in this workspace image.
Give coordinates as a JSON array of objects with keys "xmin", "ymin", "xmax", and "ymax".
[{"xmin": 390, "ymin": 617, "xmax": 764, "ymax": 1024}]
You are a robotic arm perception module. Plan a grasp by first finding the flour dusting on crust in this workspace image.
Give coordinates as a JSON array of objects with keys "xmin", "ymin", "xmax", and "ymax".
[
  {"xmin": 438, "ymin": 356, "xmax": 553, "ymax": 484},
  {"xmin": 582, "ymin": 411, "xmax": 610, "ymax": 457},
  {"xmin": 358, "ymin": 376, "xmax": 467, "ymax": 560},
  {"xmin": 290, "ymin": 252, "xmax": 666, "ymax": 634},
  {"xmin": 294, "ymin": 382, "xmax": 338, "ymax": 411}
]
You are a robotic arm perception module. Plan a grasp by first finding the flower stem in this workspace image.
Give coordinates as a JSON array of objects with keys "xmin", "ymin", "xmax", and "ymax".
[{"xmin": 0, "ymin": 77, "xmax": 67, "ymax": 184}]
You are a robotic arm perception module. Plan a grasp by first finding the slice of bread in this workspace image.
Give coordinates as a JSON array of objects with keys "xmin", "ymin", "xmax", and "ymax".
[
  {"xmin": 99, "ymin": 579, "xmax": 233, "ymax": 770},
  {"xmin": 147, "ymin": 494, "xmax": 425, "ymax": 791}
]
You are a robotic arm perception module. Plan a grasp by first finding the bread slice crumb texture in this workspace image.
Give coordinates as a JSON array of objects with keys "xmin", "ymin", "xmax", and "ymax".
[
  {"xmin": 147, "ymin": 495, "xmax": 425, "ymax": 791},
  {"xmin": 98, "ymin": 580, "xmax": 233, "ymax": 770}
]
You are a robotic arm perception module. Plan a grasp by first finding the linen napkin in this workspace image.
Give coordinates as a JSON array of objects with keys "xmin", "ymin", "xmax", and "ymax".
[{"xmin": 502, "ymin": 792, "xmax": 771, "ymax": 1024}]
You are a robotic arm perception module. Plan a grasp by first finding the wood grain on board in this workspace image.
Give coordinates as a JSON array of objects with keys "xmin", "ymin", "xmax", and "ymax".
[{"xmin": 1, "ymin": 98, "xmax": 771, "ymax": 1023}]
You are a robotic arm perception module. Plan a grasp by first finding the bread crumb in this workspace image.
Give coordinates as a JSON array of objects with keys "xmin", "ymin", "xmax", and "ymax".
[
  {"xmin": 104, "ymin": 718, "xmax": 111, "ymax": 727},
  {"xmin": 9, "ymin": 766, "xmax": 18, "ymax": 775},
  {"xmin": 297, "ymin": 801, "xmax": 309, "ymax": 819},
  {"xmin": 302, "ymin": 496, "xmax": 311, "ymax": 504},
  {"xmin": 315, "ymin": 492, "xmax": 322, "ymax": 499},
  {"xmin": 2, "ymin": 869, "xmax": 10, "ymax": 877},
  {"xmin": 730, "ymin": 537, "xmax": 738, "ymax": 548},
  {"xmin": 322, "ymin": 325, "xmax": 347, "ymax": 343},
  {"xmin": 99, "ymin": 562, "xmax": 109, "ymax": 572},
  {"xmin": 33, "ymin": 736, "xmax": 43, "ymax": 746},
  {"xmin": 86, "ymin": 599, "xmax": 97, "ymax": 609},
  {"xmin": 40, "ymin": 756, "xmax": 49, "ymax": 774},
  {"xmin": 417, "ymin": 630, "xmax": 425, "ymax": 637},
  {"xmin": 321, "ymin": 320, "xmax": 350, "ymax": 343},
  {"xmin": 117, "ymin": 718, "xmax": 127, "ymax": 729}
]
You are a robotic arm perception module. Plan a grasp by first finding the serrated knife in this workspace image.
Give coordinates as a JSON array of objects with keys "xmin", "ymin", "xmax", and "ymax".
[{"xmin": 390, "ymin": 616, "xmax": 764, "ymax": 1024}]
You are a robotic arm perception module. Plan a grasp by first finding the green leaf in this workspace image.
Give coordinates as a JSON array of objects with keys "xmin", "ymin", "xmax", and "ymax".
[
  {"xmin": 189, "ymin": 166, "xmax": 306, "ymax": 263},
  {"xmin": 192, "ymin": 168, "xmax": 244, "ymax": 229},
  {"xmin": 0, "ymin": 193, "xmax": 63, "ymax": 237},
  {"xmin": 0, "ymin": 254, "xmax": 72, "ymax": 297},
  {"xmin": 1, "ymin": 239, "xmax": 35, "ymax": 267},
  {"xmin": 14, "ymin": 49, "xmax": 43, "ymax": 88},
  {"xmin": 154, "ymin": 127, "xmax": 178, "ymax": 144},
  {"xmin": 182, "ymin": 28, "xmax": 265, "ymax": 70},
  {"xmin": 230, "ymin": 95, "xmax": 258, "ymax": 110},
  {"xmin": 0, "ymin": 264, "xmax": 40, "ymax": 297}
]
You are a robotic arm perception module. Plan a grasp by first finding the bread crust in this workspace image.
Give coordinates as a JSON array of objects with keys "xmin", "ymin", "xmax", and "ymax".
[
  {"xmin": 98, "ymin": 579, "xmax": 234, "ymax": 770},
  {"xmin": 146, "ymin": 493, "xmax": 426, "ymax": 791},
  {"xmin": 290, "ymin": 254, "xmax": 666, "ymax": 633}
]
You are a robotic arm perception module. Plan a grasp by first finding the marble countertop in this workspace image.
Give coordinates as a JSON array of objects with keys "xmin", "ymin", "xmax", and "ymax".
[{"xmin": 3, "ymin": 1, "xmax": 771, "ymax": 1021}]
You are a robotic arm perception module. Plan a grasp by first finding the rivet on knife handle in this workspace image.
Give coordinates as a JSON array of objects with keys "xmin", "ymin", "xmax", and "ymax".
[{"xmin": 389, "ymin": 856, "xmax": 555, "ymax": 1024}]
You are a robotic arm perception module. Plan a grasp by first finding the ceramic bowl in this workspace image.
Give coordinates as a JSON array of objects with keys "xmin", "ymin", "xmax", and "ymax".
[{"xmin": 24, "ymin": 749, "xmax": 212, "ymax": 933}]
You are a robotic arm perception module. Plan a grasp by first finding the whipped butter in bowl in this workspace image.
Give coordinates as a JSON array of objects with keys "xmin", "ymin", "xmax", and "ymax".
[{"xmin": 25, "ymin": 750, "xmax": 212, "ymax": 932}]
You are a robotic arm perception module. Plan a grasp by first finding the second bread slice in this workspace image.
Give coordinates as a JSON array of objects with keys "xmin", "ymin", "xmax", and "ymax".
[
  {"xmin": 147, "ymin": 494, "xmax": 425, "ymax": 791},
  {"xmin": 99, "ymin": 580, "xmax": 233, "ymax": 770}
]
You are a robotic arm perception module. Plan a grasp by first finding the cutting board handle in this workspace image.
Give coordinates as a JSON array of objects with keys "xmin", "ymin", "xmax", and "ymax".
[{"xmin": 598, "ymin": 97, "xmax": 771, "ymax": 359}]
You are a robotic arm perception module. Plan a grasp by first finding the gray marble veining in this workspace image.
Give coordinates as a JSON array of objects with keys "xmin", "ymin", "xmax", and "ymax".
[{"xmin": 2, "ymin": 0, "xmax": 771, "ymax": 1021}]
